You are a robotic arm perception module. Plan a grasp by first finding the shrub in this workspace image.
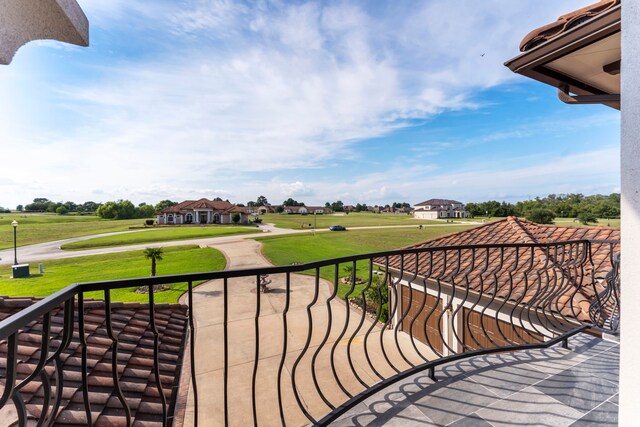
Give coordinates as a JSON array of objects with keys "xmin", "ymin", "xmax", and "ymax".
[
  {"xmin": 364, "ymin": 275, "xmax": 389, "ymax": 323},
  {"xmin": 577, "ymin": 212, "xmax": 598, "ymax": 225},
  {"xmin": 525, "ymin": 209, "xmax": 556, "ymax": 224}
]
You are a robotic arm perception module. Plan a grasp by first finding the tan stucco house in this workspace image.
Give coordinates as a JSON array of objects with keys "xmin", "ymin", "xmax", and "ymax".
[{"xmin": 157, "ymin": 198, "xmax": 249, "ymax": 225}]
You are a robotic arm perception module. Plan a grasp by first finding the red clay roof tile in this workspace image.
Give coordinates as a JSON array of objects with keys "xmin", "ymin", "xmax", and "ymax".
[
  {"xmin": 520, "ymin": 0, "xmax": 620, "ymax": 51},
  {"xmin": 0, "ymin": 297, "xmax": 188, "ymax": 426}
]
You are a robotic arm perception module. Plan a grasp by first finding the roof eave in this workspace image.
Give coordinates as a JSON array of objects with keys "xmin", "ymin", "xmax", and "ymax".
[{"xmin": 504, "ymin": 5, "xmax": 621, "ymax": 110}]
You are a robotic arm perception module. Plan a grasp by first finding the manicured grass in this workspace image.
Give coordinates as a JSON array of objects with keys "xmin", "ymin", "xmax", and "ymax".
[
  {"xmin": 0, "ymin": 214, "xmax": 149, "ymax": 249},
  {"xmin": 61, "ymin": 226, "xmax": 260, "ymax": 250},
  {"xmin": 0, "ymin": 245, "xmax": 226, "ymax": 303},
  {"xmin": 257, "ymin": 225, "xmax": 474, "ymax": 299},
  {"xmin": 554, "ymin": 217, "xmax": 620, "ymax": 228},
  {"xmin": 259, "ymin": 212, "xmax": 466, "ymax": 229}
]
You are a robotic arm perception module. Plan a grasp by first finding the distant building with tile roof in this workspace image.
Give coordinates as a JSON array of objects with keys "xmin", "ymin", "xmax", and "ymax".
[
  {"xmin": 157, "ymin": 198, "xmax": 249, "ymax": 225},
  {"xmin": 0, "ymin": 297, "xmax": 188, "ymax": 426},
  {"xmin": 413, "ymin": 198, "xmax": 469, "ymax": 219}
]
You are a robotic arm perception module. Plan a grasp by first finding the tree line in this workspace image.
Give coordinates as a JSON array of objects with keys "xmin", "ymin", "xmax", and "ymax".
[
  {"xmin": 13, "ymin": 198, "xmax": 182, "ymax": 219},
  {"xmin": 465, "ymin": 193, "xmax": 620, "ymax": 219}
]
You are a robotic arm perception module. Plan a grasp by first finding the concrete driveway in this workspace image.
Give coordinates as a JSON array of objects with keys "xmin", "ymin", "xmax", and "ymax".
[{"xmin": 181, "ymin": 239, "xmax": 434, "ymax": 427}]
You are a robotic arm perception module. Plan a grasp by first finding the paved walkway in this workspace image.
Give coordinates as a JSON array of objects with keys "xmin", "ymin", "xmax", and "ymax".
[{"xmin": 181, "ymin": 238, "xmax": 434, "ymax": 427}]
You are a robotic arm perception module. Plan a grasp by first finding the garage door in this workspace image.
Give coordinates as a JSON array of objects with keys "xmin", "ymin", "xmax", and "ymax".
[
  {"xmin": 400, "ymin": 285, "xmax": 444, "ymax": 353},
  {"xmin": 462, "ymin": 308, "xmax": 543, "ymax": 351}
]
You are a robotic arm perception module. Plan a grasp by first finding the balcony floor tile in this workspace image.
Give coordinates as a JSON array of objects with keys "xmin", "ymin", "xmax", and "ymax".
[{"xmin": 331, "ymin": 333, "xmax": 619, "ymax": 427}]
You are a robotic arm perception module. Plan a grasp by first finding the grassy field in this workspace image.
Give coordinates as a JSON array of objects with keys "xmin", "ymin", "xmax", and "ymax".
[
  {"xmin": 0, "ymin": 214, "xmax": 149, "ymax": 249},
  {"xmin": 554, "ymin": 217, "xmax": 620, "ymax": 228},
  {"xmin": 257, "ymin": 225, "xmax": 473, "ymax": 299},
  {"xmin": 0, "ymin": 245, "xmax": 225, "ymax": 303},
  {"xmin": 61, "ymin": 226, "xmax": 260, "ymax": 250},
  {"xmin": 260, "ymin": 212, "xmax": 467, "ymax": 229}
]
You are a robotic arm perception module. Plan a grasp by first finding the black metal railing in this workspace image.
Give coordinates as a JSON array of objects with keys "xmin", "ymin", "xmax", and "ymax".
[{"xmin": 0, "ymin": 240, "xmax": 619, "ymax": 426}]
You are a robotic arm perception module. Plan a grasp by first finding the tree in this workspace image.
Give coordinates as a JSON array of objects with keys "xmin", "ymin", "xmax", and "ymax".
[
  {"xmin": 577, "ymin": 212, "xmax": 598, "ymax": 225},
  {"xmin": 96, "ymin": 202, "xmax": 118, "ymax": 219},
  {"xmin": 232, "ymin": 213, "xmax": 241, "ymax": 224},
  {"xmin": 256, "ymin": 195, "xmax": 269, "ymax": 206},
  {"xmin": 56, "ymin": 205, "xmax": 69, "ymax": 215},
  {"xmin": 330, "ymin": 200, "xmax": 344, "ymax": 212},
  {"xmin": 137, "ymin": 203, "xmax": 156, "ymax": 218},
  {"xmin": 526, "ymin": 209, "xmax": 556, "ymax": 224},
  {"xmin": 16, "ymin": 205, "xmax": 23, "ymax": 212},
  {"xmin": 283, "ymin": 198, "xmax": 304, "ymax": 206},
  {"xmin": 81, "ymin": 201, "xmax": 100, "ymax": 212},
  {"xmin": 155, "ymin": 200, "xmax": 177, "ymax": 212},
  {"xmin": 143, "ymin": 247, "xmax": 164, "ymax": 277}
]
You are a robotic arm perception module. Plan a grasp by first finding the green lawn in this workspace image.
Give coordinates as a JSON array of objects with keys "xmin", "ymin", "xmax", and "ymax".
[
  {"xmin": 0, "ymin": 245, "xmax": 226, "ymax": 303},
  {"xmin": 61, "ymin": 226, "xmax": 260, "ymax": 250},
  {"xmin": 0, "ymin": 214, "xmax": 149, "ymax": 249},
  {"xmin": 259, "ymin": 212, "xmax": 465, "ymax": 229},
  {"xmin": 257, "ymin": 225, "xmax": 473, "ymax": 299},
  {"xmin": 554, "ymin": 217, "xmax": 620, "ymax": 228}
]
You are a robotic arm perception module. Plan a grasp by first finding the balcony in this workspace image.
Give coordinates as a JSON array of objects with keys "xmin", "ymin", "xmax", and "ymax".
[{"xmin": 0, "ymin": 240, "xmax": 620, "ymax": 426}]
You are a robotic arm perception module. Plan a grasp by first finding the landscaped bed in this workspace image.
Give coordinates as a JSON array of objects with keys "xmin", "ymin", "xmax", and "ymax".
[{"xmin": 0, "ymin": 245, "xmax": 226, "ymax": 303}]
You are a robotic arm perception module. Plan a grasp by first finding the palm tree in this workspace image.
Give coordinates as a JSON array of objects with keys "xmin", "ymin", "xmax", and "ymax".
[{"xmin": 143, "ymin": 247, "xmax": 164, "ymax": 276}]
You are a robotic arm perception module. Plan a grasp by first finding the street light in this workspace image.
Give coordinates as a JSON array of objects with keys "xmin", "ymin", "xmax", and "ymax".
[{"xmin": 11, "ymin": 220, "xmax": 18, "ymax": 265}]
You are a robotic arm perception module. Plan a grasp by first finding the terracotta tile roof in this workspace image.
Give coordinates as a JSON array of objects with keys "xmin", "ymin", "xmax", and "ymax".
[
  {"xmin": 159, "ymin": 198, "xmax": 247, "ymax": 214},
  {"xmin": 0, "ymin": 297, "xmax": 188, "ymax": 426},
  {"xmin": 415, "ymin": 199, "xmax": 463, "ymax": 206},
  {"xmin": 380, "ymin": 217, "xmax": 620, "ymax": 322},
  {"xmin": 520, "ymin": 0, "xmax": 620, "ymax": 51}
]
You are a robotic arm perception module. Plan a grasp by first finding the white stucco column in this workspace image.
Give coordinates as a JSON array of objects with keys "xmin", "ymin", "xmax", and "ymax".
[{"xmin": 619, "ymin": 1, "xmax": 640, "ymax": 424}]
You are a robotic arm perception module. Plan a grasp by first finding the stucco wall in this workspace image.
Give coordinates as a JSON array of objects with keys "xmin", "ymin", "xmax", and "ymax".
[{"xmin": 619, "ymin": 1, "xmax": 639, "ymax": 424}]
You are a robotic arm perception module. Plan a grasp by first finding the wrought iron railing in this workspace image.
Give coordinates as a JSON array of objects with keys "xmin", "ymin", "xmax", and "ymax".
[{"xmin": 0, "ymin": 240, "xmax": 620, "ymax": 426}]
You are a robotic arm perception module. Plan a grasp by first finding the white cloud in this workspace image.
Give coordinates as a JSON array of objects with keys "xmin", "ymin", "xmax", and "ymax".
[
  {"xmin": 280, "ymin": 181, "xmax": 313, "ymax": 197},
  {"xmin": 0, "ymin": 0, "xmax": 612, "ymax": 208}
]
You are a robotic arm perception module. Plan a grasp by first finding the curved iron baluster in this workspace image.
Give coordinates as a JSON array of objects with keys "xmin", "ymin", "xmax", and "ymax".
[
  {"xmin": 589, "ymin": 251, "xmax": 620, "ymax": 332},
  {"xmin": 43, "ymin": 299, "xmax": 75, "ymax": 427},
  {"xmin": 379, "ymin": 256, "xmax": 401, "ymax": 374},
  {"xmin": 103, "ymin": 290, "xmax": 132, "ymax": 426},
  {"xmin": 290, "ymin": 268, "xmax": 322, "ymax": 423},
  {"xmin": 251, "ymin": 275, "xmax": 261, "ymax": 427},
  {"xmin": 310, "ymin": 267, "xmax": 342, "ymax": 408},
  {"xmin": 77, "ymin": 294, "xmax": 93, "ymax": 427},
  {"xmin": 317, "ymin": 265, "xmax": 351, "ymax": 400},
  {"xmin": 345, "ymin": 261, "xmax": 370, "ymax": 389},
  {"xmin": 329, "ymin": 262, "xmax": 359, "ymax": 400},
  {"xmin": 406, "ymin": 253, "xmax": 430, "ymax": 362},
  {"xmin": 361, "ymin": 260, "xmax": 386, "ymax": 380},
  {"xmin": 187, "ymin": 281, "xmax": 198, "ymax": 427},
  {"xmin": 493, "ymin": 246, "xmax": 521, "ymax": 346},
  {"xmin": 277, "ymin": 273, "xmax": 291, "ymax": 426},
  {"xmin": 393, "ymin": 253, "xmax": 418, "ymax": 367},
  {"xmin": 148, "ymin": 285, "xmax": 168, "ymax": 426}
]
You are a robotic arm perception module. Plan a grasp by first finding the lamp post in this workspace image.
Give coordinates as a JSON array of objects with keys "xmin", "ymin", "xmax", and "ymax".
[{"xmin": 11, "ymin": 220, "xmax": 18, "ymax": 265}]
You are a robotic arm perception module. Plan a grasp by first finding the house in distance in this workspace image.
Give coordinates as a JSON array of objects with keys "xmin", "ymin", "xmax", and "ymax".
[
  {"xmin": 413, "ymin": 198, "xmax": 470, "ymax": 219},
  {"xmin": 157, "ymin": 198, "xmax": 249, "ymax": 225}
]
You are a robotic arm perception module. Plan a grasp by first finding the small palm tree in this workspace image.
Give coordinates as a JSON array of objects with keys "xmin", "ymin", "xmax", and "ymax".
[{"xmin": 143, "ymin": 247, "xmax": 164, "ymax": 276}]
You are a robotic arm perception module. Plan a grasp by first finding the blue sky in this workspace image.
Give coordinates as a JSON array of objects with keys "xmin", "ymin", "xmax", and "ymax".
[{"xmin": 0, "ymin": 0, "xmax": 619, "ymax": 208}]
